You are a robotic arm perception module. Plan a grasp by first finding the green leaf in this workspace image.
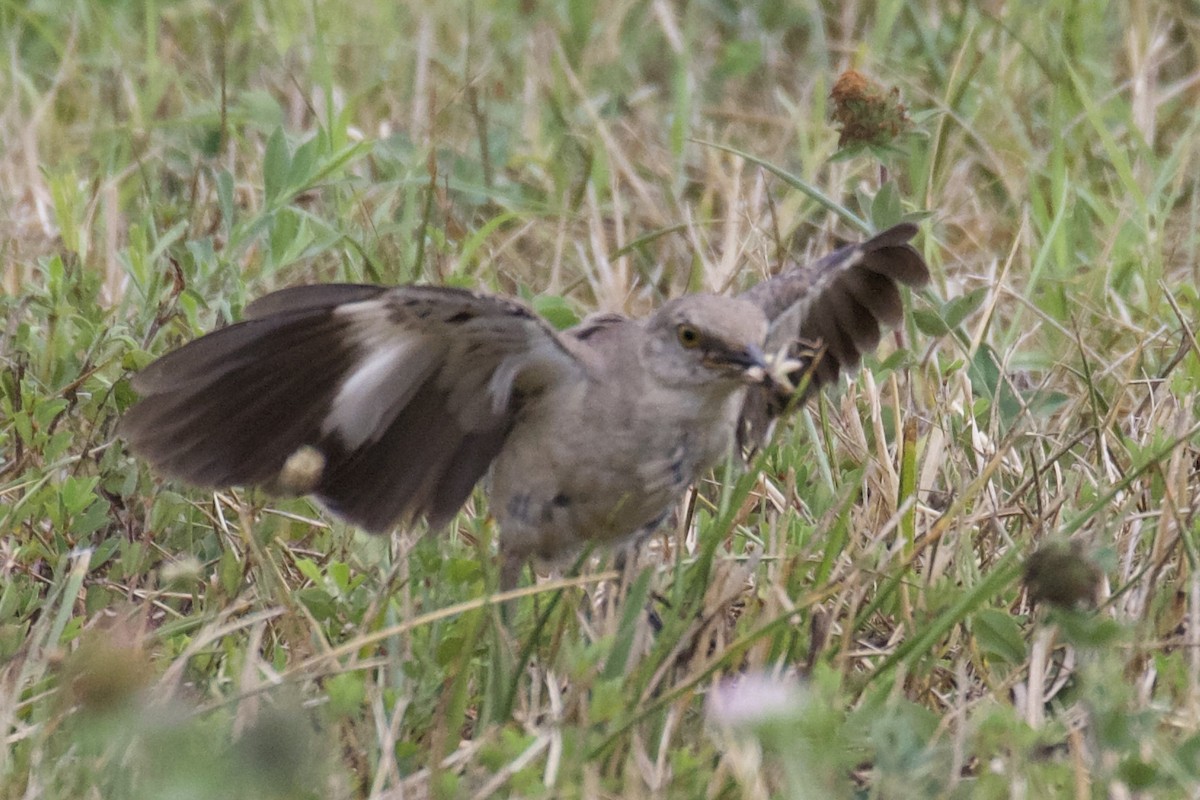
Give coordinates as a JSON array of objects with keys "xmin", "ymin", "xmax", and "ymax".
[
  {"xmin": 458, "ymin": 211, "xmax": 519, "ymax": 271},
  {"xmin": 296, "ymin": 587, "xmax": 336, "ymax": 621},
  {"xmin": 88, "ymin": 537, "xmax": 121, "ymax": 571},
  {"xmin": 73, "ymin": 499, "xmax": 109, "ymax": 535},
  {"xmin": 1049, "ymin": 608, "xmax": 1127, "ymax": 648},
  {"xmin": 968, "ymin": 344, "xmax": 1001, "ymax": 397},
  {"xmin": 325, "ymin": 672, "xmax": 366, "ymax": 717},
  {"xmin": 1026, "ymin": 389, "xmax": 1070, "ymax": 417},
  {"xmin": 445, "ymin": 556, "xmax": 482, "ymax": 584},
  {"xmin": 43, "ymin": 429, "xmax": 73, "ymax": 462},
  {"xmin": 869, "ymin": 181, "xmax": 903, "ymax": 230},
  {"xmin": 294, "ymin": 557, "xmax": 323, "ymax": 584},
  {"xmin": 971, "ymin": 608, "xmax": 1026, "ymax": 665},
  {"xmin": 968, "ymin": 344, "xmax": 1023, "ymax": 429},
  {"xmin": 911, "ymin": 308, "xmax": 950, "ymax": 337},
  {"xmin": 60, "ymin": 476, "xmax": 99, "ymax": 516},
  {"xmin": 218, "ymin": 548, "xmax": 242, "ymax": 595},
  {"xmin": 287, "ymin": 134, "xmax": 321, "ymax": 193},
  {"xmin": 328, "ymin": 560, "xmax": 351, "ymax": 593},
  {"xmin": 1117, "ymin": 758, "xmax": 1159, "ymax": 790},
  {"xmin": 436, "ymin": 633, "xmax": 467, "ymax": 665},
  {"xmin": 269, "ymin": 208, "xmax": 300, "ymax": 266},
  {"xmin": 217, "ymin": 170, "xmax": 235, "ymax": 234},
  {"xmin": 531, "ymin": 295, "xmax": 580, "ymax": 330},
  {"xmin": 263, "ymin": 127, "xmax": 291, "ymax": 205},
  {"xmin": 942, "ymin": 286, "xmax": 989, "ymax": 329}
]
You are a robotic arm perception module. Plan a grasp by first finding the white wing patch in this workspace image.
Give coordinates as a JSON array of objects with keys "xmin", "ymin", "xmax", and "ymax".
[
  {"xmin": 323, "ymin": 335, "xmax": 439, "ymax": 448},
  {"xmin": 320, "ymin": 291, "xmax": 586, "ymax": 447}
]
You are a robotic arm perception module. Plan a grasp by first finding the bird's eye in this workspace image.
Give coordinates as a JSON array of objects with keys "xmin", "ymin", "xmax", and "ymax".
[{"xmin": 676, "ymin": 324, "xmax": 701, "ymax": 349}]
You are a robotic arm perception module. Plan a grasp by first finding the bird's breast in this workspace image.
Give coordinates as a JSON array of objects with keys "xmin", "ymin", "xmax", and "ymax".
[{"xmin": 491, "ymin": 380, "xmax": 746, "ymax": 562}]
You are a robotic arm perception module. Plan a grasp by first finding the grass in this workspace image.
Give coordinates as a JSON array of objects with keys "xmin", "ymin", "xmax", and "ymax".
[{"xmin": 3, "ymin": 0, "xmax": 1200, "ymax": 797}]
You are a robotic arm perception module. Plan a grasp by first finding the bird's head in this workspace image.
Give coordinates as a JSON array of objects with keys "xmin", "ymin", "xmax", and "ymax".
[{"xmin": 643, "ymin": 295, "xmax": 772, "ymax": 389}]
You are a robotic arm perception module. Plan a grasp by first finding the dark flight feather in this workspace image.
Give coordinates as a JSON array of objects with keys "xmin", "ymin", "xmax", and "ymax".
[
  {"xmin": 737, "ymin": 223, "xmax": 930, "ymax": 450},
  {"xmin": 122, "ymin": 285, "xmax": 582, "ymax": 532}
]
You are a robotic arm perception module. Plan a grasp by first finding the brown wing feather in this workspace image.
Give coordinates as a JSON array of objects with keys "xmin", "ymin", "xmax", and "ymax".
[
  {"xmin": 737, "ymin": 224, "xmax": 930, "ymax": 450},
  {"xmin": 122, "ymin": 284, "xmax": 582, "ymax": 533},
  {"xmin": 241, "ymin": 284, "xmax": 384, "ymax": 319},
  {"xmin": 122, "ymin": 302, "xmax": 378, "ymax": 488},
  {"xmin": 314, "ymin": 379, "xmax": 504, "ymax": 531}
]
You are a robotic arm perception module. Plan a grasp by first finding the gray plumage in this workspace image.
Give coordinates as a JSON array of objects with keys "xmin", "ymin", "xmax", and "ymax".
[{"xmin": 121, "ymin": 223, "xmax": 929, "ymax": 585}]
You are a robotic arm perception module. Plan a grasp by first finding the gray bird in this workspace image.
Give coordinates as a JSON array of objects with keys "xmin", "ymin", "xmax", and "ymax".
[{"xmin": 122, "ymin": 223, "xmax": 929, "ymax": 587}]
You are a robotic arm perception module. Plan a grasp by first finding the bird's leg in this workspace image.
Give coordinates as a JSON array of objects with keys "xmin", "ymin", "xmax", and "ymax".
[
  {"xmin": 500, "ymin": 551, "xmax": 526, "ymax": 594},
  {"xmin": 494, "ymin": 537, "xmax": 534, "ymax": 627},
  {"xmin": 603, "ymin": 542, "xmax": 639, "ymax": 622},
  {"xmin": 608, "ymin": 535, "xmax": 670, "ymax": 634},
  {"xmin": 611, "ymin": 541, "xmax": 638, "ymax": 580}
]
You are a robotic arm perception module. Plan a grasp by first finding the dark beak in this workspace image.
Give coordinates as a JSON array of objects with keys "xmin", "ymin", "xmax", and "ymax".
[{"xmin": 717, "ymin": 344, "xmax": 770, "ymax": 384}]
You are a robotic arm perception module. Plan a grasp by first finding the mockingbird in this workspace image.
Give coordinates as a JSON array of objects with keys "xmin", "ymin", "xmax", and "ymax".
[{"xmin": 123, "ymin": 223, "xmax": 929, "ymax": 587}]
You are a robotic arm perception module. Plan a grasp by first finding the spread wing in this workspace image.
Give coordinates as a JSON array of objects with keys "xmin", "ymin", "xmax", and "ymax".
[
  {"xmin": 122, "ymin": 284, "xmax": 584, "ymax": 532},
  {"xmin": 737, "ymin": 223, "xmax": 930, "ymax": 448}
]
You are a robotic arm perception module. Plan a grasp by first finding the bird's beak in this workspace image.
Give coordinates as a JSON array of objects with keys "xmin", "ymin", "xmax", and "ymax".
[{"xmin": 718, "ymin": 344, "xmax": 771, "ymax": 385}]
